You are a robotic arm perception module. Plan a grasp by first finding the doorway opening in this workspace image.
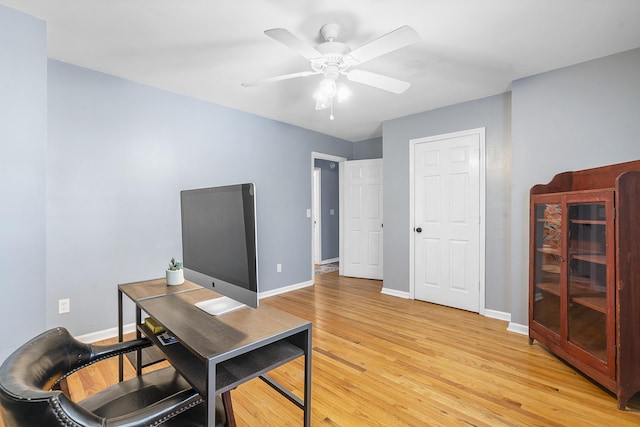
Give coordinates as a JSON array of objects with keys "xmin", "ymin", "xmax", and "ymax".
[{"xmin": 311, "ymin": 152, "xmax": 346, "ymax": 279}]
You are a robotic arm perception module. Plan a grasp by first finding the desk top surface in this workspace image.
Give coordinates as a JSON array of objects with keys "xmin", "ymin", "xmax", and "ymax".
[
  {"xmin": 120, "ymin": 279, "xmax": 311, "ymax": 361},
  {"xmin": 119, "ymin": 277, "xmax": 202, "ymax": 301}
]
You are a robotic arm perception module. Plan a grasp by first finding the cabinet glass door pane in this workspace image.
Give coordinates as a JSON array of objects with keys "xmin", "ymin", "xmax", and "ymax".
[
  {"xmin": 532, "ymin": 203, "xmax": 562, "ymax": 335},
  {"xmin": 567, "ymin": 202, "xmax": 607, "ymax": 361}
]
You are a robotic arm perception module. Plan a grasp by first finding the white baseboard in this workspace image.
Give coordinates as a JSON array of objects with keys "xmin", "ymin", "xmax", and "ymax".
[
  {"xmin": 318, "ymin": 258, "xmax": 339, "ymax": 265},
  {"xmin": 378, "ymin": 293, "xmax": 527, "ymax": 337},
  {"xmin": 259, "ymin": 280, "xmax": 314, "ymax": 299},
  {"xmin": 484, "ymin": 309, "xmax": 511, "ymax": 322},
  {"xmin": 76, "ymin": 323, "xmax": 136, "ymax": 343},
  {"xmin": 507, "ymin": 322, "xmax": 528, "ymax": 335},
  {"xmin": 484, "ymin": 311, "xmax": 528, "ymax": 336},
  {"xmin": 380, "ymin": 287, "xmax": 411, "ymax": 299},
  {"xmin": 484, "ymin": 309, "xmax": 529, "ymax": 335}
]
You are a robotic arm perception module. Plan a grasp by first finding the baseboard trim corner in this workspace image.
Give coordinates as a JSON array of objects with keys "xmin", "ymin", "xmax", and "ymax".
[
  {"xmin": 380, "ymin": 287, "xmax": 411, "ymax": 299},
  {"xmin": 507, "ymin": 322, "xmax": 528, "ymax": 336},
  {"xmin": 483, "ymin": 309, "xmax": 511, "ymax": 322}
]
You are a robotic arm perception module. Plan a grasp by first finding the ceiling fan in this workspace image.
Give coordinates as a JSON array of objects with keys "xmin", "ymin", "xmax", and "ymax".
[{"xmin": 242, "ymin": 23, "xmax": 420, "ymax": 116}]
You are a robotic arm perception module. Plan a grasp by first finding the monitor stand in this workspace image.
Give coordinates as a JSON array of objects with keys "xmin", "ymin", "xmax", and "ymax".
[{"xmin": 195, "ymin": 296, "xmax": 246, "ymax": 316}]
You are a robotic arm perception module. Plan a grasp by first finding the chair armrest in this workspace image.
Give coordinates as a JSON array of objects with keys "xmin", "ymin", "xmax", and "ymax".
[
  {"xmin": 56, "ymin": 337, "xmax": 153, "ymax": 386},
  {"xmin": 89, "ymin": 337, "xmax": 153, "ymax": 361}
]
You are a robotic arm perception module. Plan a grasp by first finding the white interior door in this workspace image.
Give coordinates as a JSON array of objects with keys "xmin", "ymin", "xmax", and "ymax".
[
  {"xmin": 341, "ymin": 159, "xmax": 383, "ymax": 280},
  {"xmin": 412, "ymin": 131, "xmax": 481, "ymax": 312}
]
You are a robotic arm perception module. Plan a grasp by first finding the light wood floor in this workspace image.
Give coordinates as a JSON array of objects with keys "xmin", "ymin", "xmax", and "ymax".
[{"xmin": 7, "ymin": 271, "xmax": 640, "ymax": 426}]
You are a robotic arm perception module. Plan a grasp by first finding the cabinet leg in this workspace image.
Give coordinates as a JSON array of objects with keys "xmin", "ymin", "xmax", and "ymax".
[
  {"xmin": 617, "ymin": 392, "xmax": 631, "ymax": 411},
  {"xmin": 529, "ymin": 337, "xmax": 534, "ymax": 345},
  {"xmin": 222, "ymin": 391, "xmax": 236, "ymax": 427}
]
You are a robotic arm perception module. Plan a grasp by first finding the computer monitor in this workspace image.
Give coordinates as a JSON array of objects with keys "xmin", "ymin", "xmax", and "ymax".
[{"xmin": 180, "ymin": 183, "xmax": 258, "ymax": 315}]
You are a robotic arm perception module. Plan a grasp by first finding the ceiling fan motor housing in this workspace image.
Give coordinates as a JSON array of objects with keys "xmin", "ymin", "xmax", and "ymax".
[
  {"xmin": 320, "ymin": 23, "xmax": 341, "ymax": 42},
  {"xmin": 312, "ymin": 42, "xmax": 352, "ymax": 73}
]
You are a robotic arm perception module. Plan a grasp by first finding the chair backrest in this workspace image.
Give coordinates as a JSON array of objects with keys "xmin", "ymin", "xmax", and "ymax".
[{"xmin": 0, "ymin": 327, "xmax": 104, "ymax": 426}]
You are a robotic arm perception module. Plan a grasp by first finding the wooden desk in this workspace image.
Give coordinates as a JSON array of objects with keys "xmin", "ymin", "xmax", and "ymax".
[{"xmin": 118, "ymin": 278, "xmax": 312, "ymax": 426}]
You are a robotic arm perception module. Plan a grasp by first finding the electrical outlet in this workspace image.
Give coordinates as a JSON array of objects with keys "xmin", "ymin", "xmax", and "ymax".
[
  {"xmin": 58, "ymin": 298, "xmax": 70, "ymax": 314},
  {"xmin": 277, "ymin": 263, "xmax": 282, "ymax": 273}
]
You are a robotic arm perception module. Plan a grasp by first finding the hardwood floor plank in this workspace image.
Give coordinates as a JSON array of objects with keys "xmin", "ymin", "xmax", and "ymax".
[{"xmin": 4, "ymin": 271, "xmax": 640, "ymax": 426}]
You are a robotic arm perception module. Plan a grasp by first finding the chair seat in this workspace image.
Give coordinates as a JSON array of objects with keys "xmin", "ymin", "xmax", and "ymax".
[{"xmin": 79, "ymin": 366, "xmax": 226, "ymax": 427}]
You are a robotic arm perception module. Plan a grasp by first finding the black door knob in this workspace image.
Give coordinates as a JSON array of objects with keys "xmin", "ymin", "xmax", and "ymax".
[{"xmin": 415, "ymin": 227, "xmax": 422, "ymax": 233}]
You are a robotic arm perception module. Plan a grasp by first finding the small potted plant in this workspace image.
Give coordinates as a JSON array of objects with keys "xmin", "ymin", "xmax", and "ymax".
[{"xmin": 166, "ymin": 257, "xmax": 184, "ymax": 286}]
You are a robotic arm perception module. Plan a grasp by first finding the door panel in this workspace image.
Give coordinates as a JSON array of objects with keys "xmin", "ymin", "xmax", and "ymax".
[
  {"xmin": 414, "ymin": 133, "xmax": 480, "ymax": 312},
  {"xmin": 342, "ymin": 159, "xmax": 383, "ymax": 280}
]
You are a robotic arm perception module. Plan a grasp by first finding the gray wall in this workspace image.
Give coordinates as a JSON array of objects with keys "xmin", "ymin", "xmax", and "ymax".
[
  {"xmin": 510, "ymin": 48, "xmax": 640, "ymax": 325},
  {"xmin": 46, "ymin": 60, "xmax": 352, "ymax": 335},
  {"xmin": 353, "ymin": 137, "xmax": 383, "ymax": 160},
  {"xmin": 383, "ymin": 93, "xmax": 512, "ymax": 312},
  {"xmin": 314, "ymin": 159, "xmax": 339, "ymax": 261},
  {"xmin": 0, "ymin": 5, "xmax": 47, "ymax": 361}
]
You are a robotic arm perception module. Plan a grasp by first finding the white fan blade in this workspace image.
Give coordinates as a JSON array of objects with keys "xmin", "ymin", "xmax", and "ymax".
[
  {"xmin": 242, "ymin": 71, "xmax": 319, "ymax": 87},
  {"xmin": 346, "ymin": 26, "xmax": 420, "ymax": 65},
  {"xmin": 265, "ymin": 28, "xmax": 323, "ymax": 60},
  {"xmin": 346, "ymin": 69, "xmax": 411, "ymax": 94}
]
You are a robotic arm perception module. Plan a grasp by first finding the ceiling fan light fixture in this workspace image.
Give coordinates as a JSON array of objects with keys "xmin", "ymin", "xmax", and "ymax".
[
  {"xmin": 316, "ymin": 77, "xmax": 337, "ymax": 99},
  {"xmin": 314, "ymin": 77, "xmax": 350, "ymax": 118},
  {"xmin": 336, "ymin": 82, "xmax": 352, "ymax": 103},
  {"xmin": 312, "ymin": 88, "xmax": 326, "ymax": 102}
]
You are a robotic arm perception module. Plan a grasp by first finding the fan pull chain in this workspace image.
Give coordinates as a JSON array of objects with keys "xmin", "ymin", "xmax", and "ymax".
[{"xmin": 330, "ymin": 97, "xmax": 335, "ymax": 120}]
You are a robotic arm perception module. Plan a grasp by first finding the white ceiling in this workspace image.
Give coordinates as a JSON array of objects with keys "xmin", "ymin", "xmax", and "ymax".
[{"xmin": 3, "ymin": 0, "xmax": 640, "ymax": 142}]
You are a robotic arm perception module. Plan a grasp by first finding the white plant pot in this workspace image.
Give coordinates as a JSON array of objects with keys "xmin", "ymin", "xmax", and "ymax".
[{"xmin": 166, "ymin": 269, "xmax": 184, "ymax": 286}]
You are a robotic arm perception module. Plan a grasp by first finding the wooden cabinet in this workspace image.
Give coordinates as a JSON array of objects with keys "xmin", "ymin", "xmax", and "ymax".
[{"xmin": 528, "ymin": 160, "xmax": 640, "ymax": 410}]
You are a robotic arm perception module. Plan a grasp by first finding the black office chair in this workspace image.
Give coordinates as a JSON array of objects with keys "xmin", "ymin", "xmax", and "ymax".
[{"xmin": 0, "ymin": 327, "xmax": 233, "ymax": 426}]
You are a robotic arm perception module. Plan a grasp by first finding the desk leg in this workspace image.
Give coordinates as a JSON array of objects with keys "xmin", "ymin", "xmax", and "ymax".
[
  {"xmin": 304, "ymin": 326, "xmax": 312, "ymax": 427},
  {"xmin": 135, "ymin": 306, "xmax": 142, "ymax": 375},
  {"xmin": 207, "ymin": 359, "xmax": 217, "ymax": 427},
  {"xmin": 118, "ymin": 289, "xmax": 124, "ymax": 382}
]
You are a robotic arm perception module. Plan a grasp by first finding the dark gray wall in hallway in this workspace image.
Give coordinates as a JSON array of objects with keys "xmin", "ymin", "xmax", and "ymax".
[{"xmin": 314, "ymin": 159, "xmax": 340, "ymax": 261}]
